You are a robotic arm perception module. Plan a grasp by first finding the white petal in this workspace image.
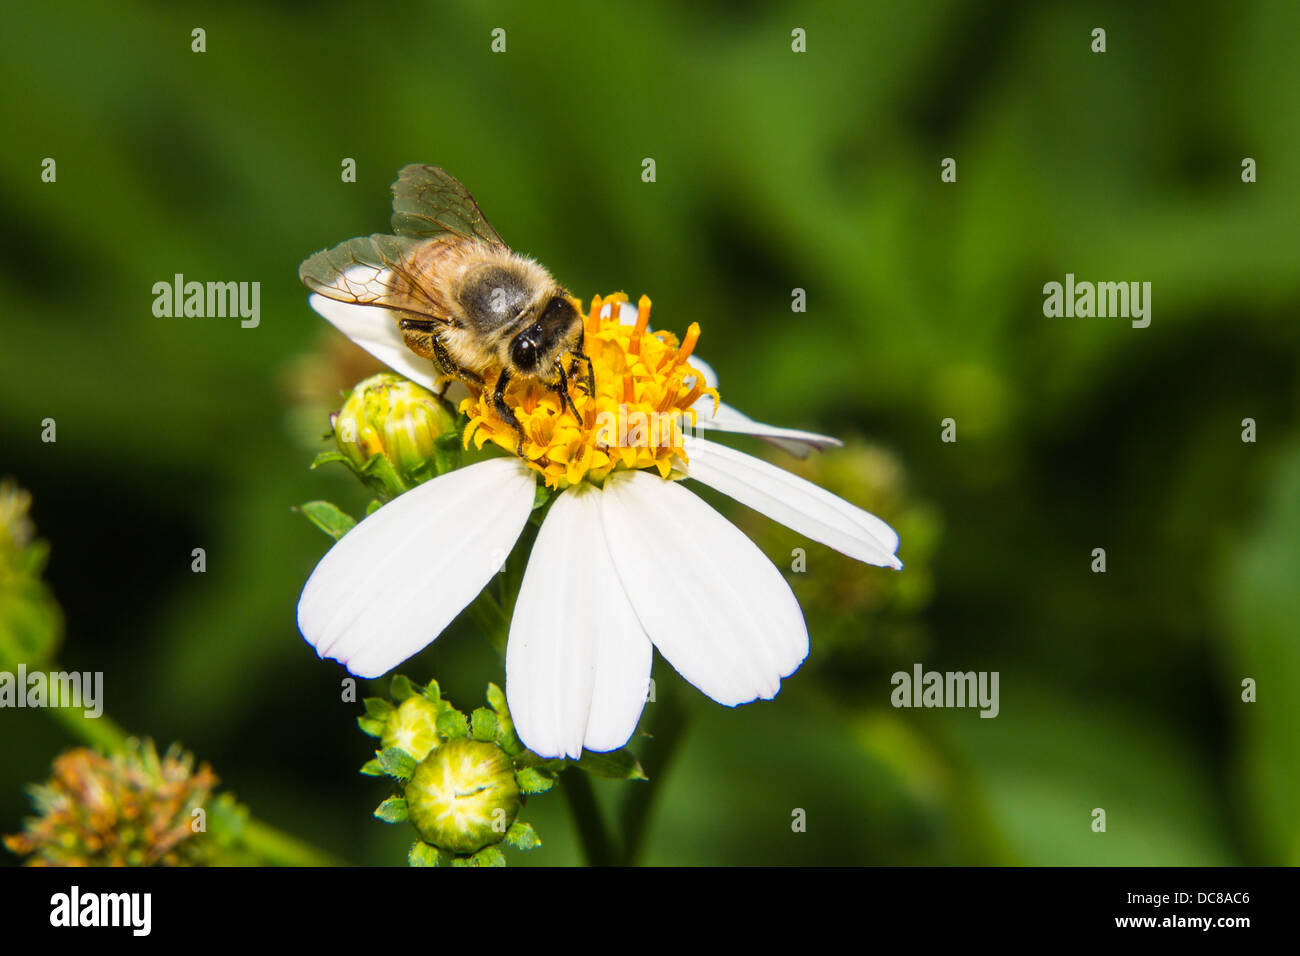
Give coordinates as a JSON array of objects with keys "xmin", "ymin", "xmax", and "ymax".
[
  {"xmin": 506, "ymin": 485, "xmax": 652, "ymax": 759},
  {"xmin": 683, "ymin": 435, "xmax": 902, "ymax": 569},
  {"xmin": 297, "ymin": 457, "xmax": 535, "ymax": 678},
  {"xmin": 442, "ymin": 380, "xmax": 471, "ymax": 404},
  {"xmin": 309, "ymin": 290, "xmax": 442, "ymax": 391},
  {"xmin": 691, "ymin": 399, "xmax": 842, "ymax": 457},
  {"xmin": 600, "ymin": 470, "xmax": 808, "ymax": 707}
]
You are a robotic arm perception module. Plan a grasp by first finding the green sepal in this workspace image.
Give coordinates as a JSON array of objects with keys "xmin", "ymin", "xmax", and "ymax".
[
  {"xmin": 373, "ymin": 797, "xmax": 409, "ymax": 823},
  {"xmin": 432, "ymin": 432, "xmax": 463, "ymax": 478},
  {"xmin": 294, "ymin": 501, "xmax": 356, "ymax": 541},
  {"xmin": 359, "ymin": 758, "xmax": 385, "ymax": 777},
  {"xmin": 531, "ymin": 483, "xmax": 552, "ymax": 510},
  {"xmin": 378, "ymin": 747, "xmax": 417, "ymax": 782},
  {"xmin": 485, "ymin": 681, "xmax": 509, "ymax": 716},
  {"xmin": 470, "ymin": 707, "xmax": 499, "ymax": 742},
  {"xmin": 360, "ymin": 453, "xmax": 409, "ymax": 500},
  {"xmin": 436, "ymin": 708, "xmax": 469, "ymax": 739},
  {"xmin": 504, "ymin": 821, "xmax": 542, "ymax": 851},
  {"xmin": 462, "ymin": 842, "xmax": 506, "ymax": 868},
  {"xmin": 408, "ymin": 841, "xmax": 451, "ymax": 867},
  {"xmin": 363, "ymin": 697, "xmax": 395, "ymax": 719},
  {"xmin": 486, "ymin": 682, "xmax": 523, "ymax": 755},
  {"xmin": 390, "ymin": 674, "xmax": 419, "ymax": 702},
  {"xmin": 574, "ymin": 749, "xmax": 648, "ymax": 781},
  {"xmin": 366, "ymin": 499, "xmax": 383, "ymax": 516},
  {"xmin": 513, "ymin": 750, "xmax": 568, "ymax": 772},
  {"xmin": 310, "ymin": 451, "xmax": 355, "ymax": 472},
  {"xmin": 419, "ymin": 678, "xmax": 444, "ymax": 705},
  {"xmin": 357, "ymin": 715, "xmax": 386, "ymax": 738},
  {"xmin": 515, "ymin": 766, "xmax": 557, "ymax": 794}
]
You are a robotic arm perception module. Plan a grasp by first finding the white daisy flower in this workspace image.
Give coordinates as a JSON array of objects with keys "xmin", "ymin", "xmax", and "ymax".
[{"xmin": 299, "ymin": 292, "xmax": 902, "ymax": 759}]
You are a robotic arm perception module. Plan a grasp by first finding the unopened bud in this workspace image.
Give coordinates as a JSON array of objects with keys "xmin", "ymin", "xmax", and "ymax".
[
  {"xmin": 333, "ymin": 374, "xmax": 459, "ymax": 489},
  {"xmin": 381, "ymin": 695, "xmax": 442, "ymax": 763},
  {"xmin": 404, "ymin": 738, "xmax": 521, "ymax": 854}
]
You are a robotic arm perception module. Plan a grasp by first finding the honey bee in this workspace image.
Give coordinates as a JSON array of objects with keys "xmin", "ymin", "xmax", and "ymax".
[{"xmin": 299, "ymin": 164, "xmax": 592, "ymax": 451}]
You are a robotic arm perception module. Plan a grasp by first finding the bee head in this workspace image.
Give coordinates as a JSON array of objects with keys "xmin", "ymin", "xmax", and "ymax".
[{"xmin": 509, "ymin": 294, "xmax": 581, "ymax": 377}]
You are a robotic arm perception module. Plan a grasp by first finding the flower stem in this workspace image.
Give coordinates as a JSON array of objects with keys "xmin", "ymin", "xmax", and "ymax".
[
  {"xmin": 560, "ymin": 770, "xmax": 618, "ymax": 866},
  {"xmin": 46, "ymin": 704, "xmax": 130, "ymax": 752},
  {"xmin": 617, "ymin": 683, "xmax": 688, "ymax": 865},
  {"xmin": 239, "ymin": 819, "xmax": 345, "ymax": 867}
]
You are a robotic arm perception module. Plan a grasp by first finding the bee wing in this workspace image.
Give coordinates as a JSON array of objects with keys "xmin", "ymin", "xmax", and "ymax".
[
  {"xmin": 298, "ymin": 233, "xmax": 449, "ymax": 323},
  {"xmin": 390, "ymin": 164, "xmax": 506, "ymax": 248}
]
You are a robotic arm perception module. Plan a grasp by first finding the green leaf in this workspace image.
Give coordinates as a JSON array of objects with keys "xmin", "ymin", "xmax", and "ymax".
[
  {"xmin": 294, "ymin": 501, "xmax": 356, "ymax": 541},
  {"xmin": 504, "ymin": 821, "xmax": 542, "ymax": 851},
  {"xmin": 359, "ymin": 758, "xmax": 385, "ymax": 777},
  {"xmin": 363, "ymin": 697, "xmax": 394, "ymax": 719},
  {"xmin": 408, "ymin": 841, "xmax": 450, "ymax": 867},
  {"xmin": 366, "ymin": 499, "xmax": 383, "ymax": 516},
  {"xmin": 373, "ymin": 797, "xmax": 409, "ymax": 824},
  {"xmin": 515, "ymin": 767, "xmax": 556, "ymax": 794},
  {"xmin": 378, "ymin": 747, "xmax": 417, "ymax": 782},
  {"xmin": 574, "ymin": 749, "xmax": 648, "ymax": 781},
  {"xmin": 470, "ymin": 707, "xmax": 499, "ymax": 742}
]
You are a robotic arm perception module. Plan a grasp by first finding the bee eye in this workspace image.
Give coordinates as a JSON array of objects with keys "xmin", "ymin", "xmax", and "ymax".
[
  {"xmin": 510, "ymin": 335, "xmax": 538, "ymax": 372},
  {"xmin": 540, "ymin": 296, "xmax": 568, "ymax": 322}
]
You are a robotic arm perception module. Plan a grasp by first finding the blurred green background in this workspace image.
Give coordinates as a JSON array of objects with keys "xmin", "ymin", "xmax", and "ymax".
[{"xmin": 2, "ymin": 0, "xmax": 1298, "ymax": 865}]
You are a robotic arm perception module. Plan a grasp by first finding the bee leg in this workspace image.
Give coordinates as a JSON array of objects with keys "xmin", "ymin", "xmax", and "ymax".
[
  {"xmin": 398, "ymin": 318, "xmax": 439, "ymax": 360},
  {"xmin": 429, "ymin": 333, "xmax": 484, "ymax": 388},
  {"xmin": 492, "ymin": 370, "xmax": 526, "ymax": 458},
  {"xmin": 571, "ymin": 328, "xmax": 596, "ymax": 396},
  {"xmin": 552, "ymin": 361, "xmax": 582, "ymax": 421},
  {"xmin": 568, "ymin": 353, "xmax": 596, "ymax": 397}
]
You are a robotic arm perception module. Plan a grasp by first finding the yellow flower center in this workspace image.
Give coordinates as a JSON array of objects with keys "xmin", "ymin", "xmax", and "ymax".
[{"xmin": 461, "ymin": 293, "xmax": 719, "ymax": 489}]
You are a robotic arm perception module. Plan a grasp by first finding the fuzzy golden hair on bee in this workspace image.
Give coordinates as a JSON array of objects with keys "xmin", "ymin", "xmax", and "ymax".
[{"xmin": 299, "ymin": 164, "xmax": 593, "ymax": 453}]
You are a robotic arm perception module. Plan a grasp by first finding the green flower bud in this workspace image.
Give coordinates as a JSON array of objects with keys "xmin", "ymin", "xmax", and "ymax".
[
  {"xmin": 381, "ymin": 695, "xmax": 443, "ymax": 763},
  {"xmin": 332, "ymin": 374, "xmax": 459, "ymax": 490},
  {"xmin": 404, "ymin": 738, "xmax": 521, "ymax": 854}
]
